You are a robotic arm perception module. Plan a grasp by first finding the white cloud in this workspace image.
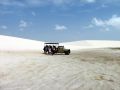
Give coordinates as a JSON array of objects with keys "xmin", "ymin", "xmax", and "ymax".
[
  {"xmin": 106, "ymin": 15, "xmax": 120, "ymax": 28},
  {"xmin": 55, "ymin": 24, "xmax": 67, "ymax": 31},
  {"xmin": 92, "ymin": 15, "xmax": 120, "ymax": 29},
  {"xmin": 87, "ymin": 15, "xmax": 120, "ymax": 31},
  {"xmin": 92, "ymin": 18, "xmax": 106, "ymax": 27},
  {"xmin": 81, "ymin": 0, "xmax": 96, "ymax": 3},
  {"xmin": 0, "ymin": 0, "xmax": 97, "ymax": 7},
  {"xmin": 0, "ymin": 0, "xmax": 119, "ymax": 7},
  {"xmin": 1, "ymin": 25, "xmax": 8, "ymax": 30},
  {"xmin": 0, "ymin": 0, "xmax": 25, "ymax": 6},
  {"xmin": 0, "ymin": 0, "xmax": 72, "ymax": 6},
  {"xmin": 50, "ymin": 0, "xmax": 74, "ymax": 5},
  {"xmin": 19, "ymin": 20, "xmax": 28, "ymax": 31},
  {"xmin": 19, "ymin": 20, "xmax": 27, "ymax": 28}
]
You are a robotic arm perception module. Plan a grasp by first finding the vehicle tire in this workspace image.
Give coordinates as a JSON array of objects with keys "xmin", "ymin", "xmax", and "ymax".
[{"xmin": 65, "ymin": 51, "xmax": 70, "ymax": 55}]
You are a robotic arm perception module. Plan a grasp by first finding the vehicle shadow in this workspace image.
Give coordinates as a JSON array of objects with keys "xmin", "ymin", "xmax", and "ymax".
[{"xmin": 42, "ymin": 53, "xmax": 68, "ymax": 55}]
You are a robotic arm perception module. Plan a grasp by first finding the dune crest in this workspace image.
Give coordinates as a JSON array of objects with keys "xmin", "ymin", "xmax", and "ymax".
[
  {"xmin": 62, "ymin": 40, "xmax": 120, "ymax": 50},
  {"xmin": 0, "ymin": 35, "xmax": 120, "ymax": 51},
  {"xmin": 0, "ymin": 35, "xmax": 44, "ymax": 51}
]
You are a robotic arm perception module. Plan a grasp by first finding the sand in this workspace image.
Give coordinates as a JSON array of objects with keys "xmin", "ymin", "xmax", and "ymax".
[
  {"xmin": 0, "ymin": 35, "xmax": 120, "ymax": 90},
  {"xmin": 0, "ymin": 49, "xmax": 120, "ymax": 90}
]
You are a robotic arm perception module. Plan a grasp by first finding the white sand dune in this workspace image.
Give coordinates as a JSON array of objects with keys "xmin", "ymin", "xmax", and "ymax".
[
  {"xmin": 0, "ymin": 35, "xmax": 44, "ymax": 51},
  {"xmin": 0, "ymin": 35, "xmax": 120, "ymax": 51},
  {"xmin": 62, "ymin": 40, "xmax": 120, "ymax": 50}
]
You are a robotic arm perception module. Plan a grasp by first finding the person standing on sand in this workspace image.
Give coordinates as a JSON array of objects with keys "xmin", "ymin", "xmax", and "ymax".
[
  {"xmin": 50, "ymin": 45, "xmax": 54, "ymax": 55},
  {"xmin": 48, "ymin": 45, "xmax": 52, "ymax": 55},
  {"xmin": 43, "ymin": 45, "xmax": 48, "ymax": 54},
  {"xmin": 52, "ymin": 46, "xmax": 56, "ymax": 55}
]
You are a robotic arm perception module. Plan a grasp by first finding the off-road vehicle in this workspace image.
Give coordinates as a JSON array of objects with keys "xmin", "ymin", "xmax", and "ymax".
[{"xmin": 43, "ymin": 43, "xmax": 70, "ymax": 55}]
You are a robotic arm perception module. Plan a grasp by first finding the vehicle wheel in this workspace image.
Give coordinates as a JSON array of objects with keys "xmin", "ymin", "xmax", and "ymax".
[{"xmin": 65, "ymin": 52, "xmax": 70, "ymax": 55}]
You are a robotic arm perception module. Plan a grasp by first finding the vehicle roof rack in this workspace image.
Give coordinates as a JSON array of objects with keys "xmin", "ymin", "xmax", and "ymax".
[{"xmin": 44, "ymin": 43, "xmax": 59, "ymax": 44}]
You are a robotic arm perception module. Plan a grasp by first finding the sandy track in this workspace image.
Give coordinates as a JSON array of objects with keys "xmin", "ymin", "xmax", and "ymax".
[{"xmin": 0, "ymin": 49, "xmax": 120, "ymax": 90}]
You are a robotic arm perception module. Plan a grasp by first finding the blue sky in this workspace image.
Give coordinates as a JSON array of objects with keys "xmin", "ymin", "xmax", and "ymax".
[{"xmin": 0, "ymin": 0, "xmax": 120, "ymax": 42}]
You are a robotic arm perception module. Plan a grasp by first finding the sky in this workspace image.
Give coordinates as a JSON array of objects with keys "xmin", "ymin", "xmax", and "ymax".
[{"xmin": 0, "ymin": 0, "xmax": 120, "ymax": 42}]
